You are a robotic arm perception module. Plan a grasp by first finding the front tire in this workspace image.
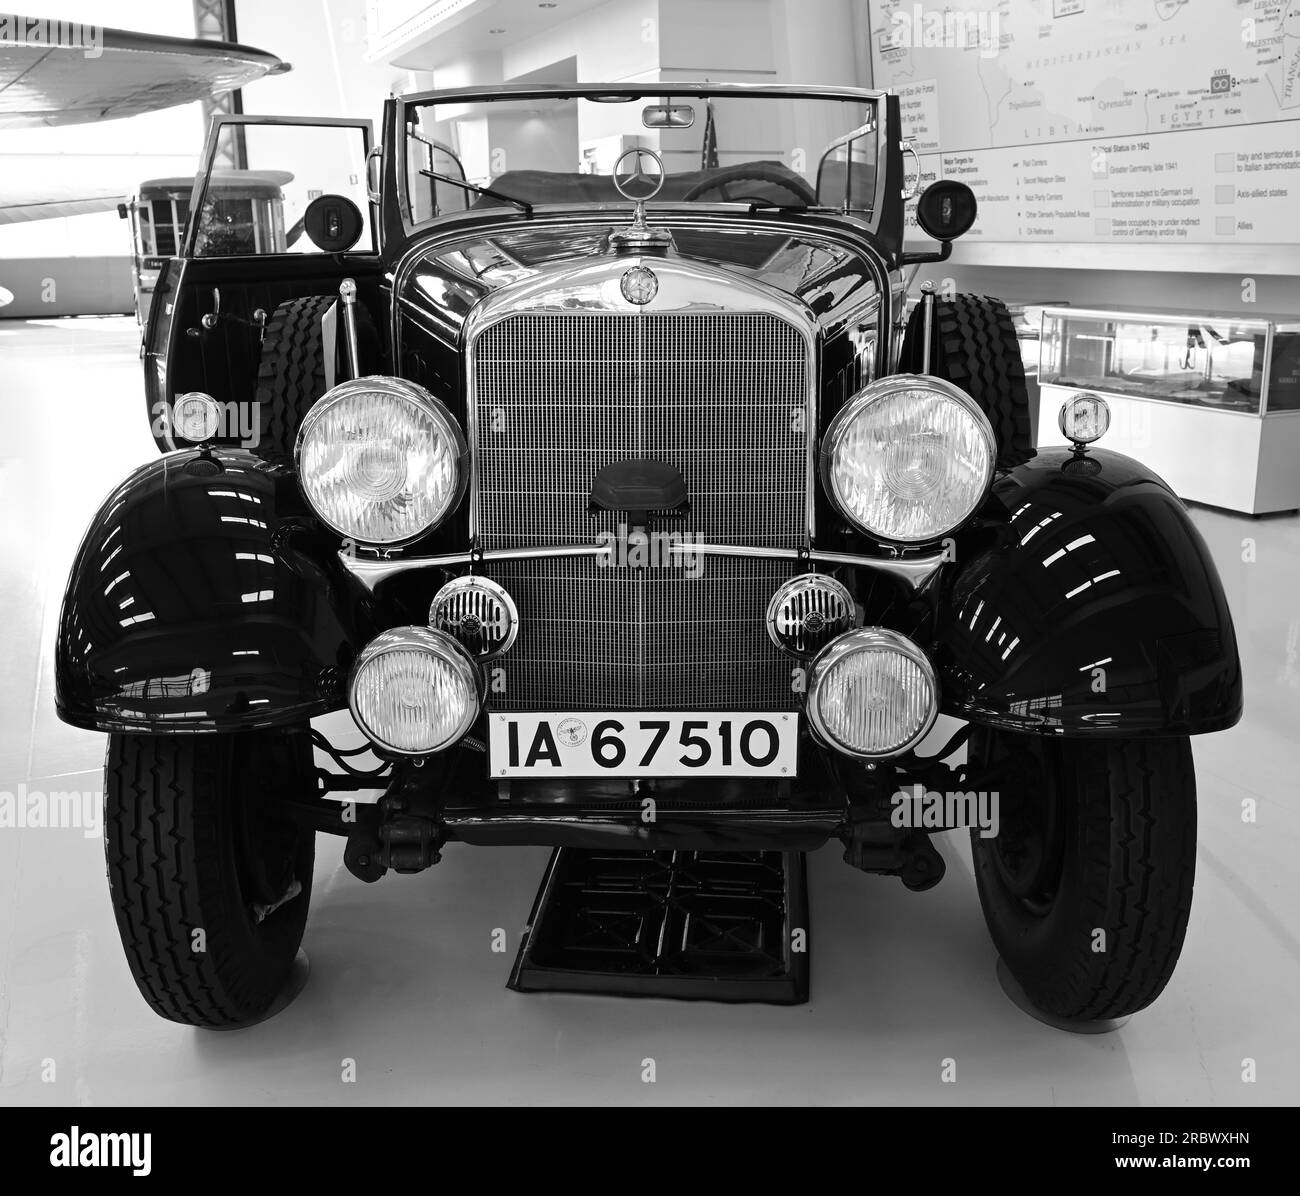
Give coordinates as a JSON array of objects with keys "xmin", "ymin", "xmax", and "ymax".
[
  {"xmin": 969, "ymin": 730, "xmax": 1196, "ymax": 1021},
  {"xmin": 104, "ymin": 729, "xmax": 316, "ymax": 1028}
]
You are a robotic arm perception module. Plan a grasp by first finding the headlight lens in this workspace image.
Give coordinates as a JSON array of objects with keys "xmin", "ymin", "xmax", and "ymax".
[
  {"xmin": 295, "ymin": 377, "xmax": 466, "ymax": 545},
  {"xmin": 820, "ymin": 375, "xmax": 995, "ymax": 542},
  {"xmin": 349, "ymin": 627, "xmax": 480, "ymax": 754},
  {"xmin": 806, "ymin": 628, "xmax": 939, "ymax": 758}
]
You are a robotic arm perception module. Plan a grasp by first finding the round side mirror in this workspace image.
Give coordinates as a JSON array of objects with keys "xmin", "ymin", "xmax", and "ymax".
[
  {"xmin": 915, "ymin": 180, "xmax": 978, "ymax": 241},
  {"xmin": 303, "ymin": 195, "xmax": 364, "ymax": 253}
]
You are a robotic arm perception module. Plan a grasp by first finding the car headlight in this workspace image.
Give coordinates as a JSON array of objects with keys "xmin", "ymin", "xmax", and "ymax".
[
  {"xmin": 349, "ymin": 627, "xmax": 480, "ymax": 754},
  {"xmin": 806, "ymin": 628, "xmax": 938, "ymax": 758},
  {"xmin": 820, "ymin": 375, "xmax": 995, "ymax": 543},
  {"xmin": 295, "ymin": 376, "xmax": 466, "ymax": 546}
]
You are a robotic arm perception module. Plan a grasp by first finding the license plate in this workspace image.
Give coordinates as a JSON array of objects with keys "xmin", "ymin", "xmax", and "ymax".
[{"xmin": 488, "ymin": 712, "xmax": 799, "ymax": 779}]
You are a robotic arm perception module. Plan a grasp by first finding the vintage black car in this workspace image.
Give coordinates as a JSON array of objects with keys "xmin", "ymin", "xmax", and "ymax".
[{"xmin": 55, "ymin": 84, "xmax": 1242, "ymax": 1028}]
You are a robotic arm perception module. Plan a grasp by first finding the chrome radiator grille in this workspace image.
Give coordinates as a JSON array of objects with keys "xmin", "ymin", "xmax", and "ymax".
[
  {"xmin": 471, "ymin": 310, "xmax": 809, "ymax": 712},
  {"xmin": 488, "ymin": 556, "xmax": 800, "ymax": 711}
]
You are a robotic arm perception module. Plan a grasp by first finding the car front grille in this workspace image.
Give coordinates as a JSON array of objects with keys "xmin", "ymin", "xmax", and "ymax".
[{"xmin": 471, "ymin": 310, "xmax": 809, "ymax": 711}]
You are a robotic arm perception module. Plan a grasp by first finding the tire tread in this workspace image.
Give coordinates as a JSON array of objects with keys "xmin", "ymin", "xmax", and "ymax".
[
  {"xmin": 971, "ymin": 735, "xmax": 1196, "ymax": 1021},
  {"xmin": 104, "ymin": 733, "xmax": 313, "ymax": 1028}
]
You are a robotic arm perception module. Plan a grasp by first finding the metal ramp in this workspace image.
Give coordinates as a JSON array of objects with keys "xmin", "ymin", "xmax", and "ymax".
[{"xmin": 508, "ymin": 848, "xmax": 809, "ymax": 1004}]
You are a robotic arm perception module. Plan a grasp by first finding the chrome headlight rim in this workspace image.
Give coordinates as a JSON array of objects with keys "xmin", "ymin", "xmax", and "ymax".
[
  {"xmin": 347, "ymin": 626, "xmax": 481, "ymax": 755},
  {"xmin": 806, "ymin": 627, "xmax": 939, "ymax": 760},
  {"xmin": 294, "ymin": 375, "xmax": 468, "ymax": 548},
  {"xmin": 819, "ymin": 374, "xmax": 997, "ymax": 545},
  {"xmin": 429, "ymin": 574, "xmax": 520, "ymax": 661},
  {"xmin": 764, "ymin": 572, "xmax": 860, "ymax": 658}
]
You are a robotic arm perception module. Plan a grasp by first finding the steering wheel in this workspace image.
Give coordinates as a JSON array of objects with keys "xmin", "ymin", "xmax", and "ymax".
[{"xmin": 682, "ymin": 163, "xmax": 818, "ymax": 206}]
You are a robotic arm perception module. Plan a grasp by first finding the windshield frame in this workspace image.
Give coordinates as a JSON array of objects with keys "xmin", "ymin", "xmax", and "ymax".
[
  {"xmin": 394, "ymin": 83, "xmax": 888, "ymax": 239},
  {"xmin": 182, "ymin": 114, "xmax": 377, "ymax": 259}
]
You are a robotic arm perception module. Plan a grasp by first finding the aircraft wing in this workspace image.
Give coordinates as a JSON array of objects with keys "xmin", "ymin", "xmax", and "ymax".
[
  {"xmin": 0, "ymin": 150, "xmax": 201, "ymax": 225},
  {"xmin": 0, "ymin": 193, "xmax": 123, "ymax": 224},
  {"xmin": 0, "ymin": 20, "xmax": 288, "ymax": 129}
]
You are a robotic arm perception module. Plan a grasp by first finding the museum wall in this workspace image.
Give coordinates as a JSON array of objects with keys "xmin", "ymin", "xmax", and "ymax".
[
  {"xmin": 852, "ymin": 0, "xmax": 1300, "ymax": 313},
  {"xmin": 3, "ymin": 0, "xmax": 1294, "ymax": 318}
]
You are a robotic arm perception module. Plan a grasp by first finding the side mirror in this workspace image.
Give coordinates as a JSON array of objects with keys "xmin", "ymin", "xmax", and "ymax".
[
  {"xmin": 899, "ymin": 180, "xmax": 977, "ymax": 266},
  {"xmin": 303, "ymin": 195, "xmax": 364, "ymax": 253},
  {"xmin": 117, "ymin": 202, "xmax": 128, "ymax": 219},
  {"xmin": 914, "ymin": 179, "xmax": 977, "ymax": 241}
]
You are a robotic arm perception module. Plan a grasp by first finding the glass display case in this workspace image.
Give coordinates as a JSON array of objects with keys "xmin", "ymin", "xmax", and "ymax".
[
  {"xmin": 1036, "ymin": 305, "xmax": 1300, "ymax": 514},
  {"xmin": 1040, "ymin": 307, "xmax": 1300, "ymax": 413}
]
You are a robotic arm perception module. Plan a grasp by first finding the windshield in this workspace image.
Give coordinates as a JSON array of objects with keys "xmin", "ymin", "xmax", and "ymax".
[{"xmin": 400, "ymin": 88, "xmax": 879, "ymax": 228}]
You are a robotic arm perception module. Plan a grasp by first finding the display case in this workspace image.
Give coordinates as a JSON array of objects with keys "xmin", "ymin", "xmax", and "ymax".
[{"xmin": 1037, "ymin": 305, "xmax": 1300, "ymax": 513}]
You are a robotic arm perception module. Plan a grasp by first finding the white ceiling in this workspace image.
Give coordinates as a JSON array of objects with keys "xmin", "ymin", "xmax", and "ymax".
[{"xmin": 382, "ymin": 0, "xmax": 610, "ymax": 72}]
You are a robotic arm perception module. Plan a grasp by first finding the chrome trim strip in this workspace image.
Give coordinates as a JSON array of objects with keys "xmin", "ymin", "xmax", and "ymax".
[
  {"xmin": 806, "ymin": 549, "xmax": 943, "ymax": 588},
  {"xmin": 339, "ymin": 543, "xmax": 944, "ymax": 592}
]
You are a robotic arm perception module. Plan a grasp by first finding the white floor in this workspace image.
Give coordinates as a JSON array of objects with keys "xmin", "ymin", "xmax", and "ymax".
[{"xmin": 1, "ymin": 316, "xmax": 1297, "ymax": 1106}]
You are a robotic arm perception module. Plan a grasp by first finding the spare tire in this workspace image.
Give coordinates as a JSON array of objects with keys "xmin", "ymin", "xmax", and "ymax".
[
  {"xmin": 253, "ymin": 294, "xmax": 379, "ymax": 457},
  {"xmin": 900, "ymin": 293, "xmax": 1034, "ymax": 469}
]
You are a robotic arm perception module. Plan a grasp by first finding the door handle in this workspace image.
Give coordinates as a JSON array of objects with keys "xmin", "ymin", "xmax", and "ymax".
[{"xmin": 201, "ymin": 287, "xmax": 221, "ymax": 330}]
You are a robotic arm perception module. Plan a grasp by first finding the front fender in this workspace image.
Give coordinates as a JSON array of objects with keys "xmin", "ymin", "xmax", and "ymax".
[
  {"xmin": 56, "ymin": 448, "xmax": 379, "ymax": 733},
  {"xmin": 937, "ymin": 447, "xmax": 1243, "ymax": 736}
]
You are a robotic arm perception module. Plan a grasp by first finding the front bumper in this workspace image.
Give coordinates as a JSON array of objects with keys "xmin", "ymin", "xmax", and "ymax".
[{"xmin": 391, "ymin": 737, "xmax": 847, "ymax": 852}]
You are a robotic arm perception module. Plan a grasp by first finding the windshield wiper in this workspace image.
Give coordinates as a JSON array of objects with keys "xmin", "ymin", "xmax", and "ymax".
[
  {"xmin": 420, "ymin": 169, "xmax": 532, "ymax": 217},
  {"xmin": 745, "ymin": 201, "xmax": 836, "ymax": 214}
]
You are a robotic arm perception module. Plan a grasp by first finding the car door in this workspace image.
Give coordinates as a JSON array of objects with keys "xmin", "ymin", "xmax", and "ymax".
[{"xmin": 144, "ymin": 115, "xmax": 382, "ymax": 449}]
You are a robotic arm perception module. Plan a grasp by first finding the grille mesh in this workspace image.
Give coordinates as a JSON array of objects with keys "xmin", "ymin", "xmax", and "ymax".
[{"xmin": 472, "ymin": 309, "xmax": 809, "ymax": 711}]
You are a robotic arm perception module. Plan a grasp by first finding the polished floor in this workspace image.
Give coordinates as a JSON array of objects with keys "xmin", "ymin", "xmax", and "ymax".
[{"xmin": 1, "ymin": 316, "xmax": 1297, "ymax": 1106}]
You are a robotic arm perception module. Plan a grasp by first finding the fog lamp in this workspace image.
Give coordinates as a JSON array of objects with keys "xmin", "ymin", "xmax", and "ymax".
[
  {"xmin": 806, "ymin": 628, "xmax": 938, "ymax": 759},
  {"xmin": 349, "ymin": 627, "xmax": 480, "ymax": 754}
]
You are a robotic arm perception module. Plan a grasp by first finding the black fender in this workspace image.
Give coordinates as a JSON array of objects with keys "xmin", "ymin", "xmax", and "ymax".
[
  {"xmin": 937, "ymin": 447, "xmax": 1243, "ymax": 736},
  {"xmin": 56, "ymin": 448, "xmax": 379, "ymax": 733}
]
